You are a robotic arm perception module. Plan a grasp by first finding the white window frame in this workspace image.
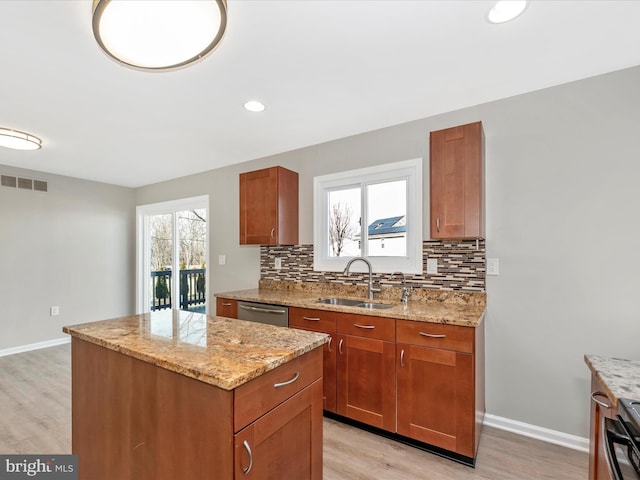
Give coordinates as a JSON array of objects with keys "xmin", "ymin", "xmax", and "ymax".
[
  {"xmin": 136, "ymin": 195, "xmax": 209, "ymax": 314},
  {"xmin": 313, "ymin": 159, "xmax": 422, "ymax": 274}
]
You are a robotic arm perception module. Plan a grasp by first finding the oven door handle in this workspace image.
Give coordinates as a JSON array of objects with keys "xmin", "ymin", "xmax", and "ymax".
[{"xmin": 604, "ymin": 417, "xmax": 632, "ymax": 480}]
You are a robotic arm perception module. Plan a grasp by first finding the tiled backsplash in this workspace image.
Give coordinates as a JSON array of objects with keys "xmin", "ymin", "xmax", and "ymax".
[{"xmin": 260, "ymin": 240, "xmax": 485, "ymax": 292}]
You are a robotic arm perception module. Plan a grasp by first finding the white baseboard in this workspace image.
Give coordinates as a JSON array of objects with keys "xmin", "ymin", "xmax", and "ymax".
[
  {"xmin": 484, "ymin": 413, "xmax": 589, "ymax": 453},
  {"xmin": 0, "ymin": 337, "xmax": 71, "ymax": 358}
]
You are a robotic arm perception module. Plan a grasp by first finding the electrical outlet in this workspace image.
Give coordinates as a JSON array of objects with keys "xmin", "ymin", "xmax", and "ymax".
[
  {"xmin": 50, "ymin": 306, "xmax": 60, "ymax": 316},
  {"xmin": 218, "ymin": 255, "xmax": 226, "ymax": 265},
  {"xmin": 426, "ymin": 258, "xmax": 438, "ymax": 275},
  {"xmin": 487, "ymin": 258, "xmax": 500, "ymax": 276},
  {"xmin": 275, "ymin": 257, "xmax": 282, "ymax": 270}
]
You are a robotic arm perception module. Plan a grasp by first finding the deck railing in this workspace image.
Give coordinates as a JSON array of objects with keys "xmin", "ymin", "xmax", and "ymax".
[{"xmin": 151, "ymin": 268, "xmax": 206, "ymax": 311}]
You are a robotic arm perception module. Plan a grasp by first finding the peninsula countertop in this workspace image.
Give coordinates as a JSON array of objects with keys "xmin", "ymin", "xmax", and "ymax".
[
  {"xmin": 584, "ymin": 354, "xmax": 640, "ymax": 405},
  {"xmin": 216, "ymin": 286, "xmax": 486, "ymax": 327},
  {"xmin": 63, "ymin": 309, "xmax": 327, "ymax": 391}
]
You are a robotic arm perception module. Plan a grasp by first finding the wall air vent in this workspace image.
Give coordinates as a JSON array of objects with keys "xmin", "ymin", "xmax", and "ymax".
[
  {"xmin": 33, "ymin": 180, "xmax": 48, "ymax": 192},
  {"xmin": 18, "ymin": 177, "xmax": 33, "ymax": 190},
  {"xmin": 1, "ymin": 175, "xmax": 17, "ymax": 188}
]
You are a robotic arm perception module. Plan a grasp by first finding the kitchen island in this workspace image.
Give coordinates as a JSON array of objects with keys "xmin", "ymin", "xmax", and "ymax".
[{"xmin": 63, "ymin": 309, "xmax": 328, "ymax": 480}]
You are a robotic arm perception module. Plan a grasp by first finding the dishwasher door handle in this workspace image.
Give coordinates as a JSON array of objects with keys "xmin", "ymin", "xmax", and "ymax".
[{"xmin": 238, "ymin": 304, "xmax": 287, "ymax": 314}]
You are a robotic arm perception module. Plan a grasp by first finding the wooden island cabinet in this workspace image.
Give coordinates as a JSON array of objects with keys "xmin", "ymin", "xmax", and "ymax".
[{"xmin": 64, "ymin": 312, "xmax": 326, "ymax": 480}]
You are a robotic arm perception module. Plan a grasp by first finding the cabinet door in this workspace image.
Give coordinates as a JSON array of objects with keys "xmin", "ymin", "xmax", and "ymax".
[
  {"xmin": 234, "ymin": 379, "xmax": 323, "ymax": 480},
  {"xmin": 430, "ymin": 121, "xmax": 484, "ymax": 239},
  {"xmin": 589, "ymin": 376, "xmax": 616, "ymax": 480},
  {"xmin": 397, "ymin": 343, "xmax": 474, "ymax": 457},
  {"xmin": 239, "ymin": 166, "xmax": 298, "ymax": 245},
  {"xmin": 336, "ymin": 334, "xmax": 396, "ymax": 432},
  {"xmin": 216, "ymin": 297, "xmax": 238, "ymax": 319}
]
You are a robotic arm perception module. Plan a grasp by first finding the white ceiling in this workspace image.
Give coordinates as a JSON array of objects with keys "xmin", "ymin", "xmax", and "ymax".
[{"xmin": 1, "ymin": 0, "xmax": 640, "ymax": 188}]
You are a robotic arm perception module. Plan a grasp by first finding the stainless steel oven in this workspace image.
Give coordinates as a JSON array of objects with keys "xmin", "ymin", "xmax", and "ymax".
[{"xmin": 604, "ymin": 398, "xmax": 640, "ymax": 480}]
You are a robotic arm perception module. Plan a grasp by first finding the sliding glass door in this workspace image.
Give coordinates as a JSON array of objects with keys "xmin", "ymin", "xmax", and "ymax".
[{"xmin": 137, "ymin": 196, "xmax": 208, "ymax": 314}]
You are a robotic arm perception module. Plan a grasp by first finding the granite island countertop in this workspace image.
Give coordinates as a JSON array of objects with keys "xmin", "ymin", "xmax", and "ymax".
[
  {"xmin": 584, "ymin": 354, "xmax": 640, "ymax": 405},
  {"xmin": 63, "ymin": 309, "xmax": 327, "ymax": 391},
  {"xmin": 216, "ymin": 285, "xmax": 486, "ymax": 327}
]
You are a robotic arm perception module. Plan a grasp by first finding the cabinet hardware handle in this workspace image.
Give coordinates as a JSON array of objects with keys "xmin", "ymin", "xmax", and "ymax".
[
  {"xmin": 419, "ymin": 332, "xmax": 446, "ymax": 338},
  {"xmin": 239, "ymin": 304, "xmax": 287, "ymax": 314},
  {"xmin": 222, "ymin": 302, "xmax": 232, "ymax": 307},
  {"xmin": 242, "ymin": 440, "xmax": 253, "ymax": 475},
  {"xmin": 339, "ymin": 338, "xmax": 344, "ymax": 355},
  {"xmin": 436, "ymin": 216, "xmax": 440, "ymax": 233},
  {"xmin": 303, "ymin": 316, "xmax": 320, "ymax": 321},
  {"xmin": 273, "ymin": 372, "xmax": 300, "ymax": 389},
  {"xmin": 591, "ymin": 391, "xmax": 612, "ymax": 409},
  {"xmin": 328, "ymin": 336, "xmax": 332, "ymax": 353},
  {"xmin": 354, "ymin": 324, "xmax": 375, "ymax": 329},
  {"xmin": 400, "ymin": 349, "xmax": 405, "ymax": 368},
  {"xmin": 270, "ymin": 227, "xmax": 275, "ymax": 239}
]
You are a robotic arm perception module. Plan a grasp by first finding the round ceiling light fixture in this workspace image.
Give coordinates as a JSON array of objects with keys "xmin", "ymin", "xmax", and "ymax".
[
  {"xmin": 92, "ymin": 0, "xmax": 227, "ymax": 71},
  {"xmin": 243, "ymin": 101, "xmax": 266, "ymax": 113},
  {"xmin": 487, "ymin": 0, "xmax": 528, "ymax": 24},
  {"xmin": 0, "ymin": 128, "xmax": 42, "ymax": 151}
]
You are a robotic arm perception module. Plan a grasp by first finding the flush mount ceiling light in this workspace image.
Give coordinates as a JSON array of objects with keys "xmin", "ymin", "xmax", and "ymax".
[
  {"xmin": 0, "ymin": 128, "xmax": 42, "ymax": 151},
  {"xmin": 244, "ymin": 101, "xmax": 266, "ymax": 113},
  {"xmin": 92, "ymin": 0, "xmax": 227, "ymax": 71},
  {"xmin": 487, "ymin": 0, "xmax": 528, "ymax": 24}
]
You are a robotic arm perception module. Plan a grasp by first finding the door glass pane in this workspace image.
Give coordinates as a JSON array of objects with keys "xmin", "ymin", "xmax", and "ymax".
[
  {"xmin": 150, "ymin": 214, "xmax": 173, "ymax": 311},
  {"xmin": 328, "ymin": 187, "xmax": 361, "ymax": 257},
  {"xmin": 177, "ymin": 209, "xmax": 207, "ymax": 313},
  {"xmin": 366, "ymin": 180, "xmax": 407, "ymax": 257}
]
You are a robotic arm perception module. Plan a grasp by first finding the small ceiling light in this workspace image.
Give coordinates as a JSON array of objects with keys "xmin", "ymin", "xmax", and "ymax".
[
  {"xmin": 488, "ymin": 0, "xmax": 527, "ymax": 24},
  {"xmin": 244, "ymin": 101, "xmax": 266, "ymax": 113},
  {"xmin": 92, "ymin": 0, "xmax": 227, "ymax": 71},
  {"xmin": 0, "ymin": 128, "xmax": 42, "ymax": 151}
]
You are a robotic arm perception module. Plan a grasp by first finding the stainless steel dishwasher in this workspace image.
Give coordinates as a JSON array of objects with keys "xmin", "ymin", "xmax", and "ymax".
[{"xmin": 237, "ymin": 301, "xmax": 289, "ymax": 327}]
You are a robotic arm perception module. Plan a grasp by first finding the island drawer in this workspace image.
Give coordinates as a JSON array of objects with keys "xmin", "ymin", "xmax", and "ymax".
[
  {"xmin": 216, "ymin": 297, "xmax": 238, "ymax": 318},
  {"xmin": 289, "ymin": 307, "xmax": 337, "ymax": 334},
  {"xmin": 337, "ymin": 313, "xmax": 395, "ymax": 342},
  {"xmin": 397, "ymin": 320, "xmax": 474, "ymax": 353},
  {"xmin": 234, "ymin": 347, "xmax": 323, "ymax": 432}
]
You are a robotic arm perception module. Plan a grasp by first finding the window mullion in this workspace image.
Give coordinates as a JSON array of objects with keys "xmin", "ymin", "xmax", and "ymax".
[{"xmin": 361, "ymin": 181, "xmax": 368, "ymax": 257}]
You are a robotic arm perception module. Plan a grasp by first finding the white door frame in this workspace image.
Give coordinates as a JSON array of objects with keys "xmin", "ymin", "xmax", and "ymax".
[{"xmin": 136, "ymin": 195, "xmax": 209, "ymax": 314}]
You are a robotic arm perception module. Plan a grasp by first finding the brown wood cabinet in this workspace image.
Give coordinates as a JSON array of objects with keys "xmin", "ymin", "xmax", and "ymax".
[
  {"xmin": 430, "ymin": 121, "xmax": 485, "ymax": 239},
  {"xmin": 216, "ymin": 297, "xmax": 238, "ymax": 318},
  {"xmin": 396, "ymin": 319, "xmax": 484, "ymax": 459},
  {"xmin": 71, "ymin": 338, "xmax": 322, "ymax": 480},
  {"xmin": 589, "ymin": 375, "xmax": 617, "ymax": 480},
  {"xmin": 289, "ymin": 307, "xmax": 338, "ymax": 413},
  {"xmin": 239, "ymin": 166, "xmax": 298, "ymax": 245},
  {"xmin": 336, "ymin": 313, "xmax": 396, "ymax": 432}
]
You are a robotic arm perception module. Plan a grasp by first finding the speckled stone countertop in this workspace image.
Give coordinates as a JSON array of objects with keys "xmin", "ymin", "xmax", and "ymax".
[
  {"xmin": 584, "ymin": 354, "xmax": 640, "ymax": 405},
  {"xmin": 63, "ymin": 309, "xmax": 327, "ymax": 391},
  {"xmin": 217, "ymin": 280, "xmax": 486, "ymax": 327}
]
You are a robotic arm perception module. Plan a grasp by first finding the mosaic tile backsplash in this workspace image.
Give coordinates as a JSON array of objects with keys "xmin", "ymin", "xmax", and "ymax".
[{"xmin": 260, "ymin": 240, "xmax": 486, "ymax": 292}]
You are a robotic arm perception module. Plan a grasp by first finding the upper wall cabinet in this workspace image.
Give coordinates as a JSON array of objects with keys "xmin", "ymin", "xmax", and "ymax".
[
  {"xmin": 240, "ymin": 166, "xmax": 299, "ymax": 245},
  {"xmin": 430, "ymin": 121, "xmax": 485, "ymax": 240}
]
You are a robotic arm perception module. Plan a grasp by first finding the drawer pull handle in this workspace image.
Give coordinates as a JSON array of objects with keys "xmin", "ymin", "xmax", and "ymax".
[
  {"xmin": 270, "ymin": 227, "xmax": 276, "ymax": 239},
  {"xmin": 303, "ymin": 316, "xmax": 320, "ymax": 321},
  {"xmin": 419, "ymin": 332, "xmax": 446, "ymax": 338},
  {"xmin": 400, "ymin": 349, "xmax": 405, "ymax": 368},
  {"xmin": 328, "ymin": 336, "xmax": 332, "ymax": 353},
  {"xmin": 436, "ymin": 216, "xmax": 440, "ymax": 233},
  {"xmin": 273, "ymin": 372, "xmax": 300, "ymax": 389},
  {"xmin": 242, "ymin": 440, "xmax": 253, "ymax": 475},
  {"xmin": 222, "ymin": 302, "xmax": 232, "ymax": 307},
  {"xmin": 339, "ymin": 338, "xmax": 344, "ymax": 355},
  {"xmin": 591, "ymin": 391, "xmax": 612, "ymax": 409},
  {"xmin": 354, "ymin": 324, "xmax": 375, "ymax": 329}
]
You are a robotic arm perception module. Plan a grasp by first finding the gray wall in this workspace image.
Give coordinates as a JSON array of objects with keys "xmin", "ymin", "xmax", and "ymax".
[
  {"xmin": 136, "ymin": 66, "xmax": 640, "ymax": 439},
  {"xmin": 0, "ymin": 165, "xmax": 136, "ymax": 349}
]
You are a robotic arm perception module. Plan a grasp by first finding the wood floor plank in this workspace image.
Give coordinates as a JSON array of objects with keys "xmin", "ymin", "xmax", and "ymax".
[{"xmin": 0, "ymin": 344, "xmax": 587, "ymax": 479}]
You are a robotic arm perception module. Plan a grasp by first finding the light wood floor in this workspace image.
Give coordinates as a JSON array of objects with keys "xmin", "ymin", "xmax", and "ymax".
[{"xmin": 0, "ymin": 344, "xmax": 587, "ymax": 479}]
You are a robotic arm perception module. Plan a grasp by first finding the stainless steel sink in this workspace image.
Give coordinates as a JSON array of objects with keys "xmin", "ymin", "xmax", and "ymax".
[{"xmin": 317, "ymin": 298, "xmax": 394, "ymax": 310}]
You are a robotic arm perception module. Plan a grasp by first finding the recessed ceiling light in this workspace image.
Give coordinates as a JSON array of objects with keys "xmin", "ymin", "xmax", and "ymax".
[
  {"xmin": 487, "ymin": 0, "xmax": 527, "ymax": 24},
  {"xmin": 0, "ymin": 128, "xmax": 42, "ymax": 150},
  {"xmin": 244, "ymin": 101, "xmax": 266, "ymax": 113}
]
